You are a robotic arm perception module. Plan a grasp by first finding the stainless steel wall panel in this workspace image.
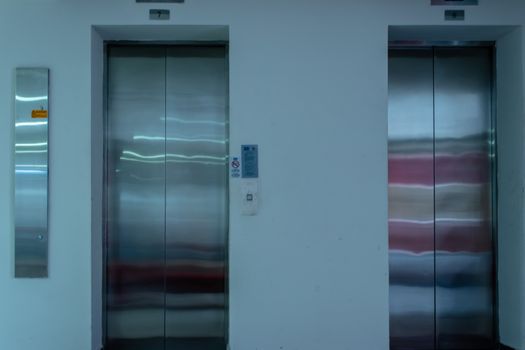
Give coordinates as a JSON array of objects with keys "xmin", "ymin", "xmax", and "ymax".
[
  {"xmin": 14, "ymin": 68, "xmax": 49, "ymax": 278},
  {"xmin": 106, "ymin": 46, "xmax": 167, "ymax": 350},
  {"xmin": 165, "ymin": 46, "xmax": 228, "ymax": 349},
  {"xmin": 388, "ymin": 49, "xmax": 435, "ymax": 350},
  {"xmin": 434, "ymin": 47, "xmax": 495, "ymax": 349}
]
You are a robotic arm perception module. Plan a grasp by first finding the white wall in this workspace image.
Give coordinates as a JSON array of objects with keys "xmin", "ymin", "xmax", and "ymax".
[
  {"xmin": 90, "ymin": 27, "xmax": 104, "ymax": 350},
  {"xmin": 0, "ymin": 1, "xmax": 524, "ymax": 350},
  {"xmin": 497, "ymin": 28, "xmax": 525, "ymax": 350}
]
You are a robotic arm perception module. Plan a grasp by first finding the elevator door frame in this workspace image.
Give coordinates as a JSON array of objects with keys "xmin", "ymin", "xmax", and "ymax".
[
  {"xmin": 387, "ymin": 40, "xmax": 499, "ymax": 348},
  {"xmin": 101, "ymin": 41, "xmax": 230, "ymax": 349}
]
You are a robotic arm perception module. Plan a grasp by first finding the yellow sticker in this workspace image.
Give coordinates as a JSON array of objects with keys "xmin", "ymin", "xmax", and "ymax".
[{"xmin": 32, "ymin": 110, "xmax": 48, "ymax": 119}]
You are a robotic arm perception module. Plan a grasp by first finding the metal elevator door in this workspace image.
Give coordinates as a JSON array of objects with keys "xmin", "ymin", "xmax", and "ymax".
[
  {"xmin": 105, "ymin": 45, "xmax": 229, "ymax": 350},
  {"xmin": 388, "ymin": 47, "xmax": 496, "ymax": 350}
]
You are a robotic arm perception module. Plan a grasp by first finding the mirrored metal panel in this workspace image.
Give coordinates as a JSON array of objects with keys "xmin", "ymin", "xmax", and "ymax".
[
  {"xmin": 106, "ymin": 47, "xmax": 167, "ymax": 349},
  {"xmin": 15, "ymin": 68, "xmax": 49, "ymax": 278},
  {"xmin": 434, "ymin": 47, "xmax": 495, "ymax": 350},
  {"xmin": 165, "ymin": 46, "xmax": 228, "ymax": 349},
  {"xmin": 388, "ymin": 49, "xmax": 435, "ymax": 350}
]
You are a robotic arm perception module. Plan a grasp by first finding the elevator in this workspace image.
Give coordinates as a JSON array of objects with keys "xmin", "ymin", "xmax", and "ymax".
[
  {"xmin": 388, "ymin": 45, "xmax": 496, "ymax": 349},
  {"xmin": 104, "ymin": 45, "xmax": 229, "ymax": 350}
]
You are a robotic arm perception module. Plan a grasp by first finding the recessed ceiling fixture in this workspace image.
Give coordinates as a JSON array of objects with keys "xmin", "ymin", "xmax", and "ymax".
[
  {"xmin": 431, "ymin": 0, "xmax": 478, "ymax": 5},
  {"xmin": 137, "ymin": 0, "xmax": 184, "ymax": 3}
]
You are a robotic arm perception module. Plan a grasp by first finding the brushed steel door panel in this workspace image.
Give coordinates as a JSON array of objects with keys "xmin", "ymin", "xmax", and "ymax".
[
  {"xmin": 106, "ymin": 46, "xmax": 167, "ymax": 350},
  {"xmin": 434, "ymin": 47, "xmax": 495, "ymax": 350},
  {"xmin": 165, "ymin": 46, "xmax": 228, "ymax": 349},
  {"xmin": 388, "ymin": 49, "xmax": 435, "ymax": 350}
]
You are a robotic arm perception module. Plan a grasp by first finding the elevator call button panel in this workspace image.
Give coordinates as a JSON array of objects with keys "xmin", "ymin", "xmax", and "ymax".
[{"xmin": 241, "ymin": 179, "xmax": 258, "ymax": 216}]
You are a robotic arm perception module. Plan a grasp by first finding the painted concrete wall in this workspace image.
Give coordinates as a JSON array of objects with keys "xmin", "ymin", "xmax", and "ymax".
[
  {"xmin": 497, "ymin": 28, "xmax": 525, "ymax": 350},
  {"xmin": 0, "ymin": 1, "xmax": 523, "ymax": 349}
]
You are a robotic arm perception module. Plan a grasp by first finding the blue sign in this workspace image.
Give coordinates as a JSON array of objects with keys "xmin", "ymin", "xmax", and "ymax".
[{"xmin": 241, "ymin": 145, "xmax": 258, "ymax": 178}]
